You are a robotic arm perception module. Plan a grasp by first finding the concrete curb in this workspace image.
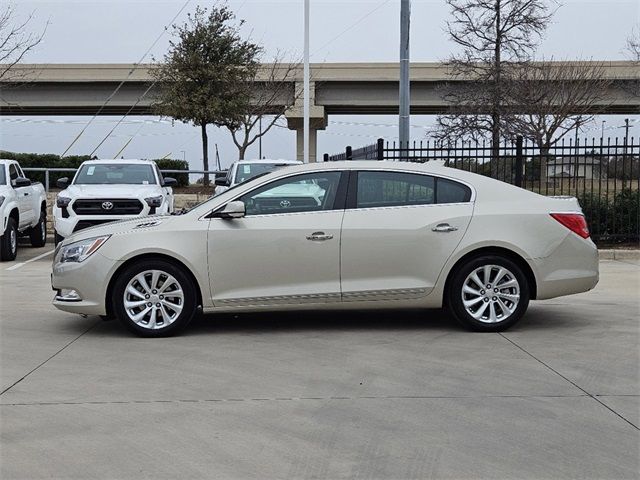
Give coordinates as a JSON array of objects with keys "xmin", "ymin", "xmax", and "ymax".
[{"xmin": 598, "ymin": 249, "xmax": 640, "ymax": 260}]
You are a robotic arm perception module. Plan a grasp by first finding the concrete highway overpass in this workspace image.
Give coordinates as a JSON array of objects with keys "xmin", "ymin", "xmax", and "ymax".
[{"xmin": 1, "ymin": 62, "xmax": 638, "ymax": 160}]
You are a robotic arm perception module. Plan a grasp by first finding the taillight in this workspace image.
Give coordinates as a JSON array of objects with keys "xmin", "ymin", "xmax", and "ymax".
[{"xmin": 550, "ymin": 213, "xmax": 590, "ymax": 239}]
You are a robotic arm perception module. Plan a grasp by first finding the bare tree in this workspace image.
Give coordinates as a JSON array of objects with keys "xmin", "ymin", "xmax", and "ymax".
[
  {"xmin": 502, "ymin": 60, "xmax": 611, "ymax": 180},
  {"xmin": 623, "ymin": 27, "xmax": 639, "ymax": 99},
  {"xmin": 435, "ymin": 0, "xmax": 554, "ymax": 162},
  {"xmin": 0, "ymin": 3, "xmax": 46, "ymax": 81},
  {"xmin": 223, "ymin": 53, "xmax": 300, "ymax": 160},
  {"xmin": 626, "ymin": 27, "xmax": 640, "ymax": 62}
]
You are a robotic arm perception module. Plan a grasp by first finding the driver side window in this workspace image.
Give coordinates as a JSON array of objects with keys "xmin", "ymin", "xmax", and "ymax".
[
  {"xmin": 239, "ymin": 172, "xmax": 342, "ymax": 216},
  {"xmin": 8, "ymin": 164, "xmax": 19, "ymax": 184}
]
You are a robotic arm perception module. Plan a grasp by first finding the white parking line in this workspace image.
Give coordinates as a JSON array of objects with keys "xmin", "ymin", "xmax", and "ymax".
[{"xmin": 5, "ymin": 249, "xmax": 55, "ymax": 271}]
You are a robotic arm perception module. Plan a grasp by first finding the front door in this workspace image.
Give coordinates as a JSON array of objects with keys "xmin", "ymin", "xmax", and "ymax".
[
  {"xmin": 340, "ymin": 170, "xmax": 474, "ymax": 301},
  {"xmin": 208, "ymin": 170, "xmax": 346, "ymax": 307},
  {"xmin": 9, "ymin": 164, "xmax": 35, "ymax": 228}
]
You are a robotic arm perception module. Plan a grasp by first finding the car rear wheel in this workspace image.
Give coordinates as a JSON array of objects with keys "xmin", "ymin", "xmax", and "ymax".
[
  {"xmin": 1, "ymin": 218, "xmax": 18, "ymax": 261},
  {"xmin": 448, "ymin": 255, "xmax": 530, "ymax": 332},
  {"xmin": 112, "ymin": 259, "xmax": 197, "ymax": 337},
  {"xmin": 29, "ymin": 211, "xmax": 47, "ymax": 247}
]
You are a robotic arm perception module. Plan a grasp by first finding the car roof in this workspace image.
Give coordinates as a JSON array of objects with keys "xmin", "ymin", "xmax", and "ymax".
[
  {"xmin": 80, "ymin": 159, "xmax": 156, "ymax": 165},
  {"xmin": 235, "ymin": 159, "xmax": 302, "ymax": 165}
]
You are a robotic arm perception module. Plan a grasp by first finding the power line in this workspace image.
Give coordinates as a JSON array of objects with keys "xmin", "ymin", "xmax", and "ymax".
[
  {"xmin": 59, "ymin": 0, "xmax": 191, "ymax": 157},
  {"xmin": 310, "ymin": 0, "xmax": 393, "ymax": 58}
]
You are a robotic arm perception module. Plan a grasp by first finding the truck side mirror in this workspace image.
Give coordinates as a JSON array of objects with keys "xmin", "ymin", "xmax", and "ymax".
[
  {"xmin": 57, "ymin": 177, "xmax": 69, "ymax": 189},
  {"xmin": 215, "ymin": 176, "xmax": 230, "ymax": 187},
  {"xmin": 14, "ymin": 177, "xmax": 31, "ymax": 187},
  {"xmin": 163, "ymin": 177, "xmax": 177, "ymax": 187}
]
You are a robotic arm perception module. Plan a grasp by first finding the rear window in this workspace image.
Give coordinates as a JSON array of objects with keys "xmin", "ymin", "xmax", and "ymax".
[
  {"xmin": 0, "ymin": 166, "xmax": 5, "ymax": 185},
  {"xmin": 74, "ymin": 164, "xmax": 157, "ymax": 185},
  {"xmin": 437, "ymin": 178, "xmax": 472, "ymax": 203}
]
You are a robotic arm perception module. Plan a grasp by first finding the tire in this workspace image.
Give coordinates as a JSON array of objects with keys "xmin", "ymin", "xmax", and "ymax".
[
  {"xmin": 0, "ymin": 217, "xmax": 18, "ymax": 261},
  {"xmin": 112, "ymin": 259, "xmax": 197, "ymax": 337},
  {"xmin": 447, "ymin": 255, "xmax": 530, "ymax": 332},
  {"xmin": 54, "ymin": 231, "xmax": 64, "ymax": 246},
  {"xmin": 29, "ymin": 211, "xmax": 47, "ymax": 247}
]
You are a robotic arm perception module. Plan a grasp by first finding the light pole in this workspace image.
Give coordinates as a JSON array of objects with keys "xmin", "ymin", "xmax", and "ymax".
[
  {"xmin": 601, "ymin": 120, "xmax": 606, "ymax": 141},
  {"xmin": 399, "ymin": 0, "xmax": 411, "ymax": 160},
  {"xmin": 303, "ymin": 0, "xmax": 310, "ymax": 163},
  {"xmin": 180, "ymin": 150, "xmax": 186, "ymax": 162}
]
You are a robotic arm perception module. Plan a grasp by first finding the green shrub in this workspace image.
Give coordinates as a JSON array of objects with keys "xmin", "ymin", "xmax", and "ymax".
[
  {"xmin": 0, "ymin": 151, "xmax": 92, "ymax": 188},
  {"xmin": 578, "ymin": 189, "xmax": 639, "ymax": 244},
  {"xmin": 152, "ymin": 158, "xmax": 189, "ymax": 187},
  {"xmin": 0, "ymin": 151, "xmax": 191, "ymax": 188}
]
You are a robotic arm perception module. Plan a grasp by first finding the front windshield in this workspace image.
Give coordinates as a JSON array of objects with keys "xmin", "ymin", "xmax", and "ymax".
[
  {"xmin": 73, "ymin": 164, "xmax": 157, "ymax": 185},
  {"xmin": 0, "ymin": 166, "xmax": 6, "ymax": 185},
  {"xmin": 235, "ymin": 163, "xmax": 290, "ymax": 184}
]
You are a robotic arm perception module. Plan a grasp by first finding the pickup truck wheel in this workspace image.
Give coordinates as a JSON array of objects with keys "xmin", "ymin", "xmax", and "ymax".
[
  {"xmin": 29, "ymin": 212, "xmax": 47, "ymax": 247},
  {"xmin": 1, "ymin": 218, "xmax": 18, "ymax": 261},
  {"xmin": 54, "ymin": 232, "xmax": 64, "ymax": 246},
  {"xmin": 112, "ymin": 259, "xmax": 197, "ymax": 337}
]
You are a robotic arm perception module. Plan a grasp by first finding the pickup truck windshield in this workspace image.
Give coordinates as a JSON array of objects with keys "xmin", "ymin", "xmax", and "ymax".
[
  {"xmin": 0, "ymin": 167, "xmax": 5, "ymax": 185},
  {"xmin": 235, "ymin": 163, "xmax": 290, "ymax": 184},
  {"xmin": 74, "ymin": 164, "xmax": 157, "ymax": 185}
]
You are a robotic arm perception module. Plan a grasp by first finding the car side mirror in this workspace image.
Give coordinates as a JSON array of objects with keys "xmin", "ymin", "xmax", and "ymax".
[
  {"xmin": 215, "ymin": 176, "xmax": 230, "ymax": 187},
  {"xmin": 163, "ymin": 177, "xmax": 177, "ymax": 187},
  {"xmin": 14, "ymin": 177, "xmax": 31, "ymax": 187},
  {"xmin": 214, "ymin": 200, "xmax": 245, "ymax": 219},
  {"xmin": 57, "ymin": 177, "xmax": 69, "ymax": 189}
]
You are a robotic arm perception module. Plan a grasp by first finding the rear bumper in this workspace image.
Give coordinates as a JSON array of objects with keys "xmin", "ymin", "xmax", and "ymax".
[{"xmin": 532, "ymin": 233, "xmax": 599, "ymax": 300}]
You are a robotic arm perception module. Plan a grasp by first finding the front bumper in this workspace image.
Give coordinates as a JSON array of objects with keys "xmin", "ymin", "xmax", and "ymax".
[{"xmin": 51, "ymin": 252, "xmax": 121, "ymax": 316}]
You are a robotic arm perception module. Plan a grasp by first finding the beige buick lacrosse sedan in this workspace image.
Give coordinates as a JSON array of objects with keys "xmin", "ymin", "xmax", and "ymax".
[{"xmin": 52, "ymin": 161, "xmax": 598, "ymax": 337}]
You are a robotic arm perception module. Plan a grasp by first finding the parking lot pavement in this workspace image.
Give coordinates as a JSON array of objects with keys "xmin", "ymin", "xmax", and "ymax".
[{"xmin": 0, "ymin": 255, "xmax": 638, "ymax": 479}]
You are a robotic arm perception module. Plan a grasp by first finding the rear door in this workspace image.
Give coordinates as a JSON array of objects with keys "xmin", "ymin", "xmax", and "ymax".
[{"xmin": 340, "ymin": 170, "xmax": 474, "ymax": 302}]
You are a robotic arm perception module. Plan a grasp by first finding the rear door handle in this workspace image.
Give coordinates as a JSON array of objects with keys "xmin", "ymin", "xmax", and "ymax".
[
  {"xmin": 306, "ymin": 231, "xmax": 333, "ymax": 241},
  {"xmin": 432, "ymin": 223, "xmax": 458, "ymax": 233}
]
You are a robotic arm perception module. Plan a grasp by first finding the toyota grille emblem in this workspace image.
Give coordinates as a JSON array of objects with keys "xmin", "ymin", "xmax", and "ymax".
[
  {"xmin": 280, "ymin": 200, "xmax": 291, "ymax": 208},
  {"xmin": 101, "ymin": 201, "xmax": 114, "ymax": 210}
]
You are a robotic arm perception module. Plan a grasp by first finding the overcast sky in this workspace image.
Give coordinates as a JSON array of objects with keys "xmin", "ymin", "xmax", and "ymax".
[{"xmin": 1, "ymin": 0, "xmax": 639, "ymax": 168}]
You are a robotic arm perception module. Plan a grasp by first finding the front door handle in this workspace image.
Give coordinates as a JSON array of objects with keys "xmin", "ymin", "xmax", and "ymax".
[
  {"xmin": 306, "ymin": 231, "xmax": 334, "ymax": 241},
  {"xmin": 432, "ymin": 223, "xmax": 458, "ymax": 233}
]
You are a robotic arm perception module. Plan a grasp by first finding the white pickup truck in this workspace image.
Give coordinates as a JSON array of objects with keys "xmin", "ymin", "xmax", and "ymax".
[
  {"xmin": 214, "ymin": 159, "xmax": 302, "ymax": 195},
  {"xmin": 53, "ymin": 159, "xmax": 177, "ymax": 245},
  {"xmin": 0, "ymin": 159, "xmax": 48, "ymax": 261}
]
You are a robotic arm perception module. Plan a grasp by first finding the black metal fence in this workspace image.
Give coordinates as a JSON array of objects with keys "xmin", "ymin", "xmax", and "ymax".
[{"xmin": 325, "ymin": 137, "xmax": 640, "ymax": 245}]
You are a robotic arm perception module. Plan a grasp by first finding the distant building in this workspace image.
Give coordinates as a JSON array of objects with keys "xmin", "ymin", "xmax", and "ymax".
[{"xmin": 546, "ymin": 156, "xmax": 603, "ymax": 180}]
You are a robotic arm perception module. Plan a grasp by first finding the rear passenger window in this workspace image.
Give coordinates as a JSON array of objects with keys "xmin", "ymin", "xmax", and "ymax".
[
  {"xmin": 356, "ymin": 171, "xmax": 435, "ymax": 208},
  {"xmin": 437, "ymin": 178, "xmax": 472, "ymax": 203}
]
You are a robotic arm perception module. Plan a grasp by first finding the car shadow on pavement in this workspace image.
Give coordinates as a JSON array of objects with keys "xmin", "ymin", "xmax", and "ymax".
[{"xmin": 69, "ymin": 305, "xmax": 586, "ymax": 338}]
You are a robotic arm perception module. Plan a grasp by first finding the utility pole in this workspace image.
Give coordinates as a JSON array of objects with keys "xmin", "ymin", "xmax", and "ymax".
[
  {"xmin": 258, "ymin": 116, "xmax": 263, "ymax": 159},
  {"xmin": 399, "ymin": 0, "xmax": 411, "ymax": 160},
  {"xmin": 303, "ymin": 0, "xmax": 310, "ymax": 163},
  {"xmin": 601, "ymin": 120, "xmax": 606, "ymax": 141}
]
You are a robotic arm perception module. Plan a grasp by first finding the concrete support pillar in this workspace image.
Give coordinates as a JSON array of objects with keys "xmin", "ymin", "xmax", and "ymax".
[
  {"xmin": 296, "ymin": 127, "xmax": 318, "ymax": 162},
  {"xmin": 286, "ymin": 81, "xmax": 327, "ymax": 163}
]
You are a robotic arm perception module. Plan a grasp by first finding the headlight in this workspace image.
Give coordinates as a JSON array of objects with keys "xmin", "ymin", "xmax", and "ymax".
[
  {"xmin": 56, "ymin": 196, "xmax": 71, "ymax": 208},
  {"xmin": 57, "ymin": 235, "xmax": 110, "ymax": 263},
  {"xmin": 0, "ymin": 196, "xmax": 5, "ymax": 207},
  {"xmin": 145, "ymin": 195, "xmax": 163, "ymax": 208}
]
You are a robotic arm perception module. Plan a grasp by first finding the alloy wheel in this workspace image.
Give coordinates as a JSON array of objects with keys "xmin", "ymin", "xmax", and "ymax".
[
  {"xmin": 123, "ymin": 269, "xmax": 185, "ymax": 330},
  {"xmin": 461, "ymin": 264, "xmax": 521, "ymax": 323}
]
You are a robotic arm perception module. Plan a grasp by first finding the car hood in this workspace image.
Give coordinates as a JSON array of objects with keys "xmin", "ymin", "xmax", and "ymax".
[
  {"xmin": 61, "ymin": 184, "xmax": 161, "ymax": 199},
  {"xmin": 60, "ymin": 214, "xmax": 175, "ymax": 245}
]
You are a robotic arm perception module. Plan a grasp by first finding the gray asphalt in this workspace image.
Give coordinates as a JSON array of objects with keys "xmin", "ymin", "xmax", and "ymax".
[{"xmin": 1, "ymin": 245, "xmax": 638, "ymax": 479}]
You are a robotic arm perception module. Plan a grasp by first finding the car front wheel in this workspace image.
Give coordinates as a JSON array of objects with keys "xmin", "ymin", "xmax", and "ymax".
[
  {"xmin": 448, "ymin": 255, "xmax": 530, "ymax": 332},
  {"xmin": 112, "ymin": 259, "xmax": 197, "ymax": 337}
]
